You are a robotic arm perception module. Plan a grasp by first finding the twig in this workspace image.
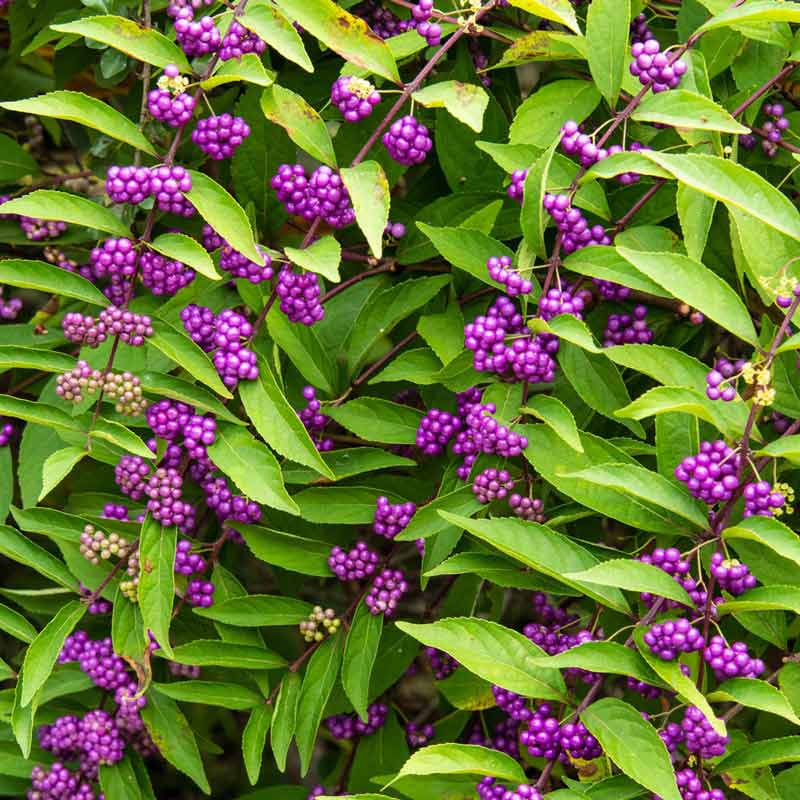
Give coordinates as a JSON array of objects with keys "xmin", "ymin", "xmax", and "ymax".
[
  {"xmin": 320, "ymin": 264, "xmax": 394, "ymax": 305},
  {"xmin": 134, "ymin": 0, "xmax": 152, "ymax": 168},
  {"xmin": 84, "ymin": 538, "xmax": 139, "ymax": 606}
]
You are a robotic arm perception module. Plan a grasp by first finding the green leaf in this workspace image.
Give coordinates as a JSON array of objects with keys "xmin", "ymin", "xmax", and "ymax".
[
  {"xmin": 755, "ymin": 435, "xmax": 800, "ymax": 465},
  {"xmin": 716, "ymin": 736, "xmax": 800, "ymax": 773},
  {"xmin": 341, "ymin": 162, "xmax": 390, "ymax": 258},
  {"xmin": 564, "ymin": 559, "xmax": 693, "ymax": 605},
  {"xmin": 493, "ymin": 30, "xmax": 587, "ymax": 68},
  {"xmin": 698, "ymin": 1, "xmax": 800, "ymax": 35},
  {"xmin": 293, "ymin": 486, "xmax": 405, "ymax": 524},
  {"xmin": 99, "ymin": 758, "xmax": 142, "ymax": 800},
  {"xmin": 284, "ymin": 235, "xmax": 341, "ymax": 283},
  {"xmin": 520, "ymin": 395, "xmax": 583, "ymax": 452},
  {"xmin": 0, "ymin": 345, "xmax": 75, "ymax": 374},
  {"xmin": 617, "ymin": 246, "xmax": 758, "ymax": 345},
  {"xmin": 150, "ymin": 233, "xmax": 220, "ymax": 281},
  {"xmin": 510, "ymin": 80, "xmax": 600, "ymax": 147},
  {"xmin": 149, "ymin": 320, "xmax": 233, "ymax": 399},
  {"xmin": 417, "ymin": 303, "xmax": 465, "ymax": 365},
  {"xmin": 153, "ymin": 681, "xmax": 262, "ymax": 710},
  {"xmin": 639, "ymin": 151, "xmax": 800, "ymax": 241},
  {"xmin": 0, "ymin": 258, "xmax": 110, "ymax": 306},
  {"xmin": 580, "ymin": 698, "xmax": 680, "ymax": 800},
  {"xmin": 239, "ymin": 357, "xmax": 333, "ymax": 478},
  {"xmin": 634, "ymin": 627, "xmax": 726, "ymax": 735},
  {"xmin": 112, "ymin": 589, "xmax": 146, "ymax": 659},
  {"xmin": 563, "ymin": 245, "xmax": 670, "ymax": 297},
  {"xmin": 271, "ymin": 671, "xmax": 302, "ymax": 773},
  {"xmin": 0, "ymin": 133, "xmax": 38, "ymax": 182},
  {"xmin": 283, "ymin": 447, "xmax": 415, "ymax": 485},
  {"xmin": 0, "ymin": 602, "xmax": 37, "ymax": 643},
  {"xmin": 0, "ymin": 92, "xmax": 156, "ymax": 156},
  {"xmin": 677, "ymin": 184, "xmax": 717, "ymax": 263},
  {"xmin": 206, "ymin": 424, "xmax": 299, "ymax": 515},
  {"xmin": 416, "ymin": 224, "xmax": 512, "ymax": 289},
  {"xmin": 139, "ymin": 372, "xmax": 241, "ymax": 424},
  {"xmin": 343, "ymin": 603, "xmax": 383, "ymax": 721},
  {"xmin": 163, "ymin": 639, "xmax": 286, "ymax": 669},
  {"xmin": 413, "ymin": 81, "xmax": 489, "ymax": 132},
  {"xmin": 424, "ymin": 552, "xmax": 564, "ymax": 592},
  {"xmin": 39, "ymin": 447, "xmax": 86, "ymax": 502},
  {"xmin": 232, "ymin": 523, "xmax": 332, "ymax": 576},
  {"xmin": 633, "ymin": 90, "xmax": 748, "ymax": 133},
  {"xmin": 243, "ymin": 705, "xmax": 272, "ymax": 785},
  {"xmin": 90, "ymin": 418, "xmax": 155, "ymax": 460},
  {"xmin": 717, "ymin": 585, "xmax": 800, "ymax": 615},
  {"xmin": 441, "ymin": 511, "xmax": 630, "ymax": 612},
  {"xmin": 238, "ymin": 4, "xmax": 313, "ymax": 71},
  {"xmin": 51, "ymin": 15, "xmax": 190, "ymax": 70},
  {"xmin": 387, "ymin": 744, "xmax": 527, "ymax": 788},
  {"xmin": 562, "ymin": 464, "xmax": 709, "ymax": 530},
  {"xmin": 397, "ymin": 486, "xmax": 483, "ymax": 543},
  {"xmin": 0, "ymin": 524, "xmax": 76, "ymax": 589},
  {"xmin": 585, "ymin": 0, "xmax": 629, "ymax": 106},
  {"xmin": 532, "ymin": 641, "xmax": 664, "ymax": 687},
  {"xmin": 141, "ymin": 689, "xmax": 210, "ymax": 794},
  {"xmin": 274, "ymin": 0, "xmax": 399, "ymax": 82},
  {"xmin": 185, "ymin": 170, "xmax": 261, "ymax": 265},
  {"xmin": 506, "ymin": 0, "xmax": 580, "ymax": 33},
  {"xmin": 295, "ymin": 633, "xmax": 344, "ymax": 775},
  {"xmin": 709, "ymin": 679, "xmax": 800, "ymax": 725},
  {"xmin": 20, "ymin": 600, "xmax": 86, "ymax": 707},
  {"xmin": 260, "ymin": 84, "xmax": 336, "ymax": 167},
  {"xmin": 326, "ymin": 397, "xmax": 423, "ymax": 445},
  {"xmin": 397, "ymin": 617, "xmax": 566, "ymax": 700},
  {"xmin": 724, "ymin": 516, "xmax": 800, "ymax": 570},
  {"xmin": 138, "ymin": 516, "xmax": 176, "ymax": 659},
  {"xmin": 200, "ymin": 54, "xmax": 276, "ymax": 90},
  {"xmin": 521, "ymin": 139, "xmax": 558, "ymax": 259},
  {"xmin": 193, "ymin": 594, "xmax": 313, "ymax": 626},
  {"xmin": 346, "ymin": 274, "xmax": 451, "ymax": 373},
  {"xmin": 12, "ymin": 676, "xmax": 39, "ymax": 758}
]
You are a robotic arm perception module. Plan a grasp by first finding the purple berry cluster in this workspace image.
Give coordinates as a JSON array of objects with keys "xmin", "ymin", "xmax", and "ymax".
[
  {"xmin": 472, "ymin": 467, "xmax": 514, "ymax": 504},
  {"xmin": 509, "ymin": 493, "xmax": 546, "ymax": 522},
  {"xmin": 106, "ymin": 165, "xmax": 151, "ymax": 205},
  {"xmin": 539, "ymin": 285, "xmax": 585, "ymax": 321},
  {"xmin": 477, "ymin": 777, "xmax": 542, "ymax": 800},
  {"xmin": 405, "ymin": 721, "xmax": 434, "ymax": 748},
  {"xmin": 760, "ymin": 102, "xmax": 790, "ymax": 157},
  {"xmin": 644, "ymin": 618, "xmax": 705, "ymax": 660},
  {"xmin": 174, "ymin": 11, "xmax": 220, "ymax": 57},
  {"xmin": 354, "ymin": 0, "xmax": 414, "ymax": 38},
  {"xmin": 487, "ymin": 255, "xmax": 533, "ymax": 296},
  {"xmin": 743, "ymin": 480, "xmax": 786, "ymax": 517},
  {"xmin": 174, "ymin": 538, "xmax": 206, "ymax": 575},
  {"xmin": 543, "ymin": 193, "xmax": 611, "ymax": 254},
  {"xmin": 675, "ymin": 440, "xmax": 741, "ymax": 504},
  {"xmin": 630, "ymin": 12, "xmax": 654, "ymax": 45},
  {"xmin": 492, "ymin": 685, "xmax": 531, "ymax": 721},
  {"xmin": 324, "ymin": 702, "xmax": 388, "ymax": 739},
  {"xmin": 276, "ymin": 265, "xmax": 324, "ymax": 325},
  {"xmin": 373, "ymin": 495, "xmax": 416, "ymax": 538},
  {"xmin": 191, "ymin": 114, "xmax": 251, "ymax": 160},
  {"xmin": 150, "ymin": 165, "xmax": 194, "ymax": 216},
  {"xmin": 331, "ymin": 76, "xmax": 381, "ymax": 122},
  {"xmin": 328, "ymin": 541, "xmax": 379, "ymax": 581},
  {"xmin": 703, "ymin": 635, "xmax": 764, "ymax": 680},
  {"xmin": 603, "ymin": 305, "xmax": 653, "ymax": 346},
  {"xmin": 364, "ymin": 567, "xmax": 408, "ymax": 616},
  {"xmin": 145, "ymin": 467, "xmax": 196, "ymax": 534},
  {"xmin": 559, "ymin": 721, "xmax": 602, "ymax": 760},
  {"xmin": 186, "ymin": 578, "xmax": 215, "ymax": 607},
  {"xmin": 681, "ymin": 706, "xmax": 729, "ymax": 759},
  {"xmin": 412, "ymin": 0, "xmax": 441, "ymax": 45},
  {"xmin": 297, "ymin": 386, "xmax": 333, "ymax": 451},
  {"xmin": 220, "ymin": 244, "xmax": 273, "ymax": 284},
  {"xmin": 271, "ymin": 164, "xmax": 355, "ymax": 228},
  {"xmin": 593, "ymin": 278, "xmax": 631, "ymax": 302},
  {"xmin": 709, "ymin": 552, "xmax": 756, "ymax": 595},
  {"xmin": 0, "ymin": 421, "xmax": 14, "ymax": 447},
  {"xmin": 382, "ymin": 115, "xmax": 433, "ymax": 166},
  {"xmin": 507, "ymin": 168, "xmax": 527, "ymax": 204},
  {"xmin": 705, "ymin": 357, "xmax": 745, "ymax": 402},
  {"xmin": 148, "ymin": 65, "xmax": 196, "ymax": 126},
  {"xmin": 639, "ymin": 547, "xmax": 704, "ymax": 610},
  {"xmin": 19, "ymin": 215, "xmax": 67, "ymax": 241},
  {"xmin": 630, "ymin": 39, "xmax": 687, "ymax": 92},
  {"xmin": 219, "ymin": 21, "xmax": 266, "ymax": 61},
  {"xmin": 425, "ymin": 646, "xmax": 458, "ymax": 679},
  {"xmin": 416, "ymin": 408, "xmax": 461, "ymax": 455},
  {"xmin": 520, "ymin": 703, "xmax": 561, "ymax": 759}
]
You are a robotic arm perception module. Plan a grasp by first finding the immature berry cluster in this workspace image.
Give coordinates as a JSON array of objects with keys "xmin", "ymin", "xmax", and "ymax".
[
  {"xmin": 603, "ymin": 305, "xmax": 653, "ymax": 346},
  {"xmin": 382, "ymin": 115, "xmax": 433, "ymax": 165},
  {"xmin": 62, "ymin": 309, "xmax": 153, "ymax": 347},
  {"xmin": 271, "ymin": 163, "xmax": 355, "ymax": 228},
  {"xmin": 276, "ymin": 265, "xmax": 324, "ymax": 325},
  {"xmin": 675, "ymin": 440, "xmax": 741, "ymax": 504},
  {"xmin": 79, "ymin": 524, "xmax": 131, "ymax": 566},
  {"xmin": 328, "ymin": 541, "xmax": 379, "ymax": 581},
  {"xmin": 56, "ymin": 361, "xmax": 147, "ymax": 415},
  {"xmin": 373, "ymin": 495, "xmax": 416, "ymax": 538},
  {"xmin": 364, "ymin": 568, "xmax": 408, "ymax": 616},
  {"xmin": 299, "ymin": 606, "xmax": 341, "ymax": 642},
  {"xmin": 330, "ymin": 76, "xmax": 381, "ymax": 122}
]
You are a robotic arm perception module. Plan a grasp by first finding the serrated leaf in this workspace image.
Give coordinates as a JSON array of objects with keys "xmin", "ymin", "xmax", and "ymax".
[
  {"xmin": 0, "ymin": 92, "xmax": 156, "ymax": 156},
  {"xmin": 239, "ymin": 4, "xmax": 312, "ymax": 71},
  {"xmin": 0, "ymin": 603, "xmax": 37, "ymax": 643},
  {"xmin": 285, "ymin": 235, "xmax": 341, "ymax": 282},
  {"xmin": 51, "ymin": 15, "xmax": 190, "ymax": 70},
  {"xmin": 0, "ymin": 345, "xmax": 75, "ymax": 374},
  {"xmin": 201, "ymin": 54, "xmax": 276, "ymax": 90},
  {"xmin": 585, "ymin": 0, "xmax": 629, "ymax": 105},
  {"xmin": 275, "ymin": 0, "xmax": 399, "ymax": 82},
  {"xmin": 562, "ymin": 464, "xmax": 709, "ymax": 530},
  {"xmin": 232, "ymin": 523, "xmax": 332, "ymax": 576},
  {"xmin": 440, "ymin": 512, "xmax": 630, "ymax": 613},
  {"xmin": 633, "ymin": 90, "xmax": 748, "ymax": 133},
  {"xmin": 39, "ymin": 447, "xmax": 86, "ymax": 502},
  {"xmin": 341, "ymin": 161, "xmax": 390, "ymax": 258},
  {"xmin": 413, "ymin": 81, "xmax": 489, "ymax": 132},
  {"xmin": 193, "ymin": 594, "xmax": 312, "ymax": 626},
  {"xmin": 616, "ymin": 246, "xmax": 758, "ymax": 345},
  {"xmin": 709, "ymin": 679, "xmax": 800, "ymax": 725},
  {"xmin": 493, "ymin": 30, "xmax": 587, "ymax": 68},
  {"xmin": 716, "ymin": 736, "xmax": 800, "ymax": 772},
  {"xmin": 271, "ymin": 671, "xmax": 302, "ymax": 772},
  {"xmin": 424, "ymin": 552, "xmax": 565, "ymax": 592},
  {"xmin": 163, "ymin": 639, "xmax": 286, "ymax": 669},
  {"xmin": 755, "ymin": 435, "xmax": 800, "ymax": 465},
  {"xmin": 397, "ymin": 617, "xmax": 566, "ymax": 700},
  {"xmin": 521, "ymin": 138, "xmax": 557, "ymax": 259},
  {"xmin": 99, "ymin": 758, "xmax": 141, "ymax": 800},
  {"xmin": 521, "ymin": 395, "xmax": 582, "ymax": 452},
  {"xmin": 581, "ymin": 698, "xmax": 680, "ymax": 800},
  {"xmin": 150, "ymin": 233, "xmax": 220, "ymax": 281},
  {"xmin": 387, "ymin": 744, "xmax": 527, "ymax": 788},
  {"xmin": 562, "ymin": 245, "xmax": 670, "ymax": 297},
  {"xmin": 295, "ymin": 633, "xmax": 344, "ymax": 775},
  {"xmin": 141, "ymin": 690, "xmax": 210, "ymax": 794},
  {"xmin": 724, "ymin": 516, "xmax": 800, "ymax": 570},
  {"xmin": 396, "ymin": 486, "xmax": 483, "ymax": 542},
  {"xmin": 138, "ymin": 516, "xmax": 176, "ymax": 659},
  {"xmin": 206, "ymin": 423, "xmax": 299, "ymax": 515},
  {"xmin": 283, "ymin": 447, "xmax": 415, "ymax": 485},
  {"xmin": 698, "ymin": 1, "xmax": 800, "ymax": 35},
  {"xmin": 293, "ymin": 485, "xmax": 405, "ymax": 524},
  {"xmin": 717, "ymin": 585, "xmax": 800, "ymax": 615},
  {"xmin": 0, "ymin": 524, "xmax": 76, "ymax": 589},
  {"xmin": 0, "ymin": 258, "xmax": 110, "ymax": 306},
  {"xmin": 326, "ymin": 397, "xmax": 423, "ymax": 445},
  {"xmin": 89, "ymin": 418, "xmax": 154, "ymax": 460},
  {"xmin": 260, "ymin": 84, "xmax": 336, "ymax": 167},
  {"xmin": 243, "ymin": 705, "xmax": 272, "ymax": 785},
  {"xmin": 153, "ymin": 681, "xmax": 262, "ymax": 710},
  {"xmin": 149, "ymin": 320, "xmax": 233, "ymax": 399},
  {"xmin": 185, "ymin": 170, "xmax": 261, "ymax": 265},
  {"xmin": 20, "ymin": 600, "xmax": 85, "ymax": 707},
  {"xmin": 343, "ymin": 603, "xmax": 383, "ymax": 721}
]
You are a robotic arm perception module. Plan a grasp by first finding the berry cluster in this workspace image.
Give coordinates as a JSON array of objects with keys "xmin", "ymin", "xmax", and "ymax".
[
  {"xmin": 675, "ymin": 440, "xmax": 741, "ymax": 504},
  {"xmin": 520, "ymin": 703, "xmax": 561, "ymax": 759},
  {"xmin": 382, "ymin": 115, "xmax": 432, "ymax": 165},
  {"xmin": 174, "ymin": 538, "xmax": 206, "ymax": 576},
  {"xmin": 373, "ymin": 495, "xmax": 416, "ymax": 538},
  {"xmin": 364, "ymin": 567, "xmax": 408, "ymax": 616},
  {"xmin": 297, "ymin": 386, "xmax": 333, "ymax": 451},
  {"xmin": 330, "ymin": 76, "xmax": 381, "ymax": 122},
  {"xmin": 477, "ymin": 777, "xmax": 542, "ymax": 800},
  {"xmin": 644, "ymin": 619, "xmax": 705, "ymax": 661},
  {"xmin": 743, "ymin": 480, "xmax": 786, "ymax": 517},
  {"xmin": 299, "ymin": 606, "xmax": 341, "ymax": 642},
  {"xmin": 405, "ymin": 721, "xmax": 434, "ymax": 749},
  {"xmin": 472, "ymin": 467, "xmax": 514, "ymax": 504},
  {"xmin": 509, "ymin": 493, "xmax": 546, "ymax": 522},
  {"xmin": 191, "ymin": 114, "xmax": 250, "ymax": 160},
  {"xmin": 173, "ymin": 11, "xmax": 220, "ymax": 57},
  {"xmin": 219, "ymin": 21, "xmax": 266, "ymax": 61},
  {"xmin": 412, "ymin": 0, "xmax": 441, "ymax": 46},
  {"xmin": 630, "ymin": 39, "xmax": 687, "ymax": 92},
  {"xmin": 145, "ymin": 467, "xmax": 196, "ymax": 533},
  {"xmin": 639, "ymin": 547, "xmax": 704, "ymax": 610},
  {"xmin": 709, "ymin": 552, "xmax": 756, "ymax": 595},
  {"xmin": 328, "ymin": 541, "xmax": 380, "ymax": 581},
  {"xmin": 220, "ymin": 244, "xmax": 274, "ymax": 284},
  {"xmin": 487, "ymin": 255, "xmax": 533, "ymax": 296},
  {"xmin": 62, "ymin": 308, "xmax": 153, "ymax": 347},
  {"xmin": 271, "ymin": 163, "xmax": 355, "ymax": 228},
  {"xmin": 543, "ymin": 193, "xmax": 611, "ymax": 254},
  {"xmin": 539, "ymin": 285, "xmax": 585, "ymax": 321},
  {"xmin": 603, "ymin": 305, "xmax": 653, "ymax": 346},
  {"xmin": 276, "ymin": 265, "xmax": 324, "ymax": 325},
  {"xmin": 56, "ymin": 361, "xmax": 147, "ymax": 415},
  {"xmin": 79, "ymin": 524, "xmax": 131, "ymax": 565},
  {"xmin": 703, "ymin": 635, "xmax": 764, "ymax": 680},
  {"xmin": 425, "ymin": 646, "xmax": 459, "ymax": 679},
  {"xmin": 148, "ymin": 65, "xmax": 196, "ymax": 126},
  {"xmin": 324, "ymin": 702, "xmax": 388, "ymax": 739},
  {"xmin": 416, "ymin": 408, "xmax": 461, "ymax": 455},
  {"xmin": 354, "ymin": 0, "xmax": 414, "ymax": 38}
]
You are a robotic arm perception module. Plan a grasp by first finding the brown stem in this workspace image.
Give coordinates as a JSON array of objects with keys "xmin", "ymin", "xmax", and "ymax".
[
  {"xmin": 614, "ymin": 180, "xmax": 666, "ymax": 232},
  {"xmin": 732, "ymin": 62, "xmax": 798, "ymax": 119},
  {"xmin": 386, "ymin": 0, "xmax": 512, "ymax": 42},
  {"xmin": 249, "ymin": 285, "xmax": 279, "ymax": 341},
  {"xmin": 353, "ymin": 329, "xmax": 418, "ymax": 386},
  {"xmin": 320, "ymin": 264, "xmax": 394, "ymax": 304}
]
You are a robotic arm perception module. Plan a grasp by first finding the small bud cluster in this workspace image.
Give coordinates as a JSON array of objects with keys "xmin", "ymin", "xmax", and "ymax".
[
  {"xmin": 299, "ymin": 606, "xmax": 341, "ymax": 642},
  {"xmin": 382, "ymin": 115, "xmax": 433, "ymax": 165},
  {"xmin": 79, "ymin": 524, "xmax": 131, "ymax": 566},
  {"xmin": 330, "ymin": 76, "xmax": 381, "ymax": 122},
  {"xmin": 364, "ymin": 568, "xmax": 408, "ymax": 616}
]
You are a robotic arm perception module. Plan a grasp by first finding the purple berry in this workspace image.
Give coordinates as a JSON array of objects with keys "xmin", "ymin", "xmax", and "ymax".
[
  {"xmin": 328, "ymin": 541, "xmax": 379, "ymax": 581},
  {"xmin": 382, "ymin": 115, "xmax": 432, "ymax": 166},
  {"xmin": 191, "ymin": 114, "xmax": 250, "ymax": 160},
  {"xmin": 364, "ymin": 568, "xmax": 407, "ymax": 616},
  {"xmin": 219, "ymin": 20, "xmax": 266, "ymax": 61},
  {"xmin": 644, "ymin": 618, "xmax": 705, "ymax": 661},
  {"xmin": 416, "ymin": 408, "xmax": 461, "ymax": 455},
  {"xmin": 675, "ymin": 440, "xmax": 741, "ymax": 505},
  {"xmin": 680, "ymin": 706, "xmax": 729, "ymax": 758},
  {"xmin": 709, "ymin": 552, "xmax": 757, "ymax": 595},
  {"xmin": 105, "ymin": 165, "xmax": 151, "ymax": 205},
  {"xmin": 702, "ymin": 635, "xmax": 764, "ymax": 681},
  {"xmin": 149, "ymin": 165, "xmax": 194, "ymax": 216},
  {"xmin": 373, "ymin": 496, "xmax": 416, "ymax": 538},
  {"xmin": 603, "ymin": 304, "xmax": 653, "ymax": 346},
  {"xmin": 276, "ymin": 266, "xmax": 324, "ymax": 325},
  {"xmin": 331, "ymin": 76, "xmax": 381, "ymax": 122}
]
